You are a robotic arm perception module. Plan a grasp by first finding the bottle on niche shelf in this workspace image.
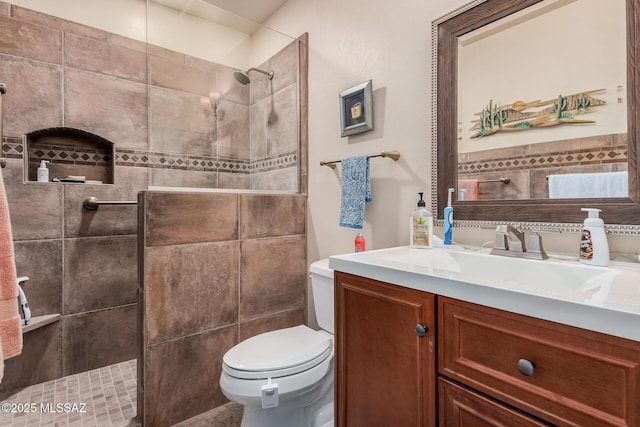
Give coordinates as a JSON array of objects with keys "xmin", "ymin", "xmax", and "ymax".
[{"xmin": 37, "ymin": 160, "xmax": 49, "ymax": 182}]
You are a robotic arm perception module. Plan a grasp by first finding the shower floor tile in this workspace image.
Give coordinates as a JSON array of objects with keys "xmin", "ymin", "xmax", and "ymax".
[
  {"xmin": 0, "ymin": 359, "xmax": 242, "ymax": 426},
  {"xmin": 0, "ymin": 360, "xmax": 138, "ymax": 427}
]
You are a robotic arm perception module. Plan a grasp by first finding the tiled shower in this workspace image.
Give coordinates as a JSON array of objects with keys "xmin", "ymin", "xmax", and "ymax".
[{"xmin": 0, "ymin": 1, "xmax": 308, "ymax": 425}]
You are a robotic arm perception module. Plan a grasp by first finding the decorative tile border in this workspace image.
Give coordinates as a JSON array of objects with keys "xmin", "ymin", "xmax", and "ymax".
[
  {"xmin": 116, "ymin": 148, "xmax": 297, "ymax": 174},
  {"xmin": 1, "ymin": 138, "xmax": 25, "ymax": 159},
  {"xmin": 3, "ymin": 138, "xmax": 297, "ymax": 175},
  {"xmin": 28, "ymin": 143, "xmax": 111, "ymax": 166},
  {"xmin": 458, "ymin": 145, "xmax": 627, "ymax": 175}
]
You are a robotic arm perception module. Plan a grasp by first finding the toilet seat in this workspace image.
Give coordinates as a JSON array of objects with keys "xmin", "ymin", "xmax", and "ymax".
[{"xmin": 223, "ymin": 325, "xmax": 332, "ymax": 380}]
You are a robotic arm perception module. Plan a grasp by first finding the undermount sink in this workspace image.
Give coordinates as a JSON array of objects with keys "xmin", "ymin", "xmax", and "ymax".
[{"xmin": 385, "ymin": 248, "xmax": 619, "ymax": 302}]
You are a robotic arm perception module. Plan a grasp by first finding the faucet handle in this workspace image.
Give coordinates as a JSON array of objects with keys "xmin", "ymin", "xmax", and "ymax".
[
  {"xmin": 527, "ymin": 232, "xmax": 549, "ymax": 259},
  {"xmin": 494, "ymin": 226, "xmax": 509, "ymax": 250},
  {"xmin": 506, "ymin": 225, "xmax": 526, "ymax": 252}
]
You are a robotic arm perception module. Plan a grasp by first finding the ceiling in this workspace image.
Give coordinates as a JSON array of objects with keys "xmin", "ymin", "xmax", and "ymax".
[{"xmin": 201, "ymin": 0, "xmax": 289, "ymax": 24}]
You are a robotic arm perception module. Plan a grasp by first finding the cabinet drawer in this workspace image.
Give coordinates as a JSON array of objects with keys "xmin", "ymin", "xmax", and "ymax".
[
  {"xmin": 439, "ymin": 378, "xmax": 551, "ymax": 426},
  {"xmin": 438, "ymin": 297, "xmax": 640, "ymax": 427}
]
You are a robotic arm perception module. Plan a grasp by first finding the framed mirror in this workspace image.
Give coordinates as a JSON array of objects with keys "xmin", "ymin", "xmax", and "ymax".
[{"xmin": 432, "ymin": 0, "xmax": 640, "ymax": 231}]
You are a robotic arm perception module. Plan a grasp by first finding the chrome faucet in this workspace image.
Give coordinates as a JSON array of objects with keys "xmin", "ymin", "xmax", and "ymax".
[{"xmin": 490, "ymin": 225, "xmax": 548, "ymax": 260}]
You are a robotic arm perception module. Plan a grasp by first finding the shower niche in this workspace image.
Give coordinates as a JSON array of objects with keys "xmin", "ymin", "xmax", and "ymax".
[{"xmin": 24, "ymin": 127, "xmax": 115, "ymax": 184}]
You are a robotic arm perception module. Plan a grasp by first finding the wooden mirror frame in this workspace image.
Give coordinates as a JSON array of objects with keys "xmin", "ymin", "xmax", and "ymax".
[{"xmin": 433, "ymin": 0, "xmax": 640, "ymax": 231}]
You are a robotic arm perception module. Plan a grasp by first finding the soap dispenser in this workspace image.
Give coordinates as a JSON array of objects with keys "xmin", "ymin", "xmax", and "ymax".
[
  {"xmin": 37, "ymin": 160, "xmax": 50, "ymax": 182},
  {"xmin": 410, "ymin": 192, "xmax": 433, "ymax": 248},
  {"xmin": 579, "ymin": 208, "xmax": 609, "ymax": 267}
]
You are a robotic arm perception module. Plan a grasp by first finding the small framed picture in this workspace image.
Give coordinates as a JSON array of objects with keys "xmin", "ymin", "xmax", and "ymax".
[{"xmin": 339, "ymin": 80, "xmax": 374, "ymax": 137}]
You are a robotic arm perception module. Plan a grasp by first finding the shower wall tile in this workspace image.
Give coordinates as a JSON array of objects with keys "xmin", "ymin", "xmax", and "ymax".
[
  {"xmin": 63, "ymin": 236, "xmax": 137, "ymax": 314},
  {"xmin": 239, "ymin": 307, "xmax": 304, "ymax": 341},
  {"xmin": 240, "ymin": 235, "xmax": 305, "ymax": 321},
  {"xmin": 144, "ymin": 241, "xmax": 238, "ymax": 346},
  {"xmin": 64, "ymin": 32, "xmax": 146, "ymax": 83},
  {"xmin": 0, "ymin": 55, "xmax": 63, "ymax": 138},
  {"xmin": 149, "ymin": 86, "xmax": 217, "ymax": 157},
  {"xmin": 2, "ymin": 160, "xmax": 63, "ymax": 240},
  {"xmin": 149, "ymin": 54, "xmax": 216, "ymax": 97},
  {"xmin": 217, "ymin": 172, "xmax": 250, "ymax": 190},
  {"xmin": 251, "ymin": 167, "xmax": 299, "ymax": 192},
  {"xmin": 268, "ymin": 84, "xmax": 299, "ymax": 156},
  {"xmin": 0, "ymin": 2, "xmax": 9, "ymax": 16},
  {"xmin": 265, "ymin": 40, "xmax": 299, "ymax": 97},
  {"xmin": 13, "ymin": 239, "xmax": 63, "ymax": 317},
  {"xmin": 65, "ymin": 68, "xmax": 148, "ymax": 151},
  {"xmin": 0, "ymin": 322, "xmax": 62, "ymax": 394},
  {"xmin": 144, "ymin": 192, "xmax": 238, "ymax": 246},
  {"xmin": 140, "ymin": 193, "xmax": 307, "ymax": 425},
  {"xmin": 240, "ymin": 194, "xmax": 305, "ymax": 239},
  {"xmin": 250, "ymin": 99, "xmax": 267, "ymax": 161},
  {"xmin": 0, "ymin": 14, "xmax": 62, "ymax": 64},
  {"xmin": 183, "ymin": 54, "xmax": 225, "ymax": 73},
  {"xmin": 249, "ymin": 40, "xmax": 298, "ymax": 104},
  {"xmin": 63, "ymin": 188, "xmax": 138, "ymax": 238},
  {"xmin": 148, "ymin": 168, "xmax": 218, "ymax": 189},
  {"xmin": 147, "ymin": 43, "xmax": 182, "ymax": 59},
  {"xmin": 62, "ymin": 304, "xmax": 136, "ymax": 376},
  {"xmin": 10, "ymin": 4, "xmax": 111, "ymax": 42},
  {"xmin": 144, "ymin": 325, "xmax": 237, "ymax": 427},
  {"xmin": 63, "ymin": 166, "xmax": 146, "ymax": 238},
  {"xmin": 217, "ymin": 100, "xmax": 250, "ymax": 159}
]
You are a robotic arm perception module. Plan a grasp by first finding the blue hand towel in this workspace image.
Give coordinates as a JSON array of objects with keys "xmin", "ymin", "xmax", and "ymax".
[{"xmin": 339, "ymin": 156, "xmax": 371, "ymax": 229}]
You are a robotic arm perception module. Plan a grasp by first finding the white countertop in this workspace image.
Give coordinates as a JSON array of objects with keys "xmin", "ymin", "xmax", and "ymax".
[{"xmin": 329, "ymin": 246, "xmax": 640, "ymax": 342}]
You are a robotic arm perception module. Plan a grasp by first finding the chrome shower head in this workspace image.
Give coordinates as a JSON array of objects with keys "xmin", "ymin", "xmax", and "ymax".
[
  {"xmin": 233, "ymin": 70, "xmax": 251, "ymax": 85},
  {"xmin": 233, "ymin": 68, "xmax": 274, "ymax": 85}
]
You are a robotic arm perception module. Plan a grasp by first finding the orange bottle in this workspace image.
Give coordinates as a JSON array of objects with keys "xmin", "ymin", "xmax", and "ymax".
[{"xmin": 354, "ymin": 233, "xmax": 366, "ymax": 252}]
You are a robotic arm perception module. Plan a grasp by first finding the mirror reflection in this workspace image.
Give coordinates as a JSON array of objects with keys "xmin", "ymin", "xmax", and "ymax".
[
  {"xmin": 456, "ymin": 0, "xmax": 627, "ymax": 201},
  {"xmin": 433, "ymin": 0, "xmax": 640, "ymax": 226}
]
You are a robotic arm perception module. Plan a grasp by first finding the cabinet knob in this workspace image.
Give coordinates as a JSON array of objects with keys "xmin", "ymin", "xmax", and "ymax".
[
  {"xmin": 415, "ymin": 324, "xmax": 429, "ymax": 338},
  {"xmin": 517, "ymin": 359, "xmax": 535, "ymax": 377}
]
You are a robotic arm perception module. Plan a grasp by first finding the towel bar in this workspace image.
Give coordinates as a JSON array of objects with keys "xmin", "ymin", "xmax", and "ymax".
[
  {"xmin": 479, "ymin": 178, "xmax": 510, "ymax": 184},
  {"xmin": 320, "ymin": 150, "xmax": 401, "ymax": 168},
  {"xmin": 83, "ymin": 196, "xmax": 137, "ymax": 210}
]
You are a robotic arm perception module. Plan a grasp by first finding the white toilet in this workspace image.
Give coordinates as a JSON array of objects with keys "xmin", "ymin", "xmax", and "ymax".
[{"xmin": 220, "ymin": 258, "xmax": 335, "ymax": 427}]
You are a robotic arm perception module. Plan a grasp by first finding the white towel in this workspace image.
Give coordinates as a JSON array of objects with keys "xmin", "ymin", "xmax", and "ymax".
[
  {"xmin": 339, "ymin": 156, "xmax": 371, "ymax": 229},
  {"xmin": 548, "ymin": 171, "xmax": 628, "ymax": 198}
]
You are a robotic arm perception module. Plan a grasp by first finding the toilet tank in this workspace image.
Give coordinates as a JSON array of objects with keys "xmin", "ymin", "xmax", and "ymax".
[{"xmin": 309, "ymin": 258, "xmax": 334, "ymax": 334}]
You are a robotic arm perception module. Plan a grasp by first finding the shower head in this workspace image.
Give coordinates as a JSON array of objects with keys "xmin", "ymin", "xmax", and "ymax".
[{"xmin": 233, "ymin": 68, "xmax": 274, "ymax": 85}]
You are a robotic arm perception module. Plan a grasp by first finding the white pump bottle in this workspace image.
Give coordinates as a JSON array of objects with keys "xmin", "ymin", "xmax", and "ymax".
[
  {"xmin": 579, "ymin": 208, "xmax": 609, "ymax": 267},
  {"xmin": 37, "ymin": 160, "xmax": 49, "ymax": 182}
]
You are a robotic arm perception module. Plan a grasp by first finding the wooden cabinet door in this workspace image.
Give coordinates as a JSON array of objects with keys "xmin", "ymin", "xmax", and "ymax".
[
  {"xmin": 439, "ymin": 378, "xmax": 552, "ymax": 427},
  {"xmin": 335, "ymin": 272, "xmax": 436, "ymax": 427}
]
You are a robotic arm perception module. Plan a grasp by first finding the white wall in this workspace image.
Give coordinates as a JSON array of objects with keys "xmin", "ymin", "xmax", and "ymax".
[
  {"xmin": 266, "ymin": 0, "xmax": 464, "ymax": 262},
  {"xmin": 265, "ymin": 0, "xmax": 640, "ymax": 326}
]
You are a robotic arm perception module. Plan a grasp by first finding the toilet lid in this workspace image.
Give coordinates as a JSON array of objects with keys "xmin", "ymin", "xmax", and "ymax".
[{"xmin": 223, "ymin": 325, "xmax": 333, "ymax": 380}]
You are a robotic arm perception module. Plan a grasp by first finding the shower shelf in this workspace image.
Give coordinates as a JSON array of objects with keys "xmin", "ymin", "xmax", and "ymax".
[{"xmin": 22, "ymin": 313, "xmax": 60, "ymax": 334}]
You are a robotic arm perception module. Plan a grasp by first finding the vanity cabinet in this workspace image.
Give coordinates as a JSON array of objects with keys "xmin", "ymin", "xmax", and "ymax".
[
  {"xmin": 334, "ymin": 272, "xmax": 437, "ymax": 427},
  {"xmin": 334, "ymin": 270, "xmax": 640, "ymax": 427},
  {"xmin": 439, "ymin": 297, "xmax": 640, "ymax": 427}
]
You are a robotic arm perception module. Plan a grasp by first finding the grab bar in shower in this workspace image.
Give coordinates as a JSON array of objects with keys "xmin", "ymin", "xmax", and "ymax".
[
  {"xmin": 83, "ymin": 196, "xmax": 137, "ymax": 210},
  {"xmin": 1, "ymin": 82, "xmax": 7, "ymax": 169}
]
